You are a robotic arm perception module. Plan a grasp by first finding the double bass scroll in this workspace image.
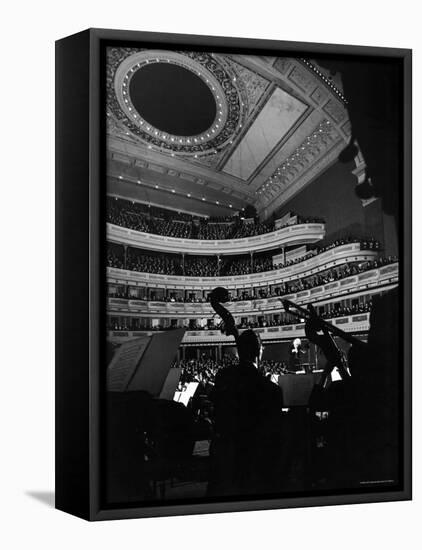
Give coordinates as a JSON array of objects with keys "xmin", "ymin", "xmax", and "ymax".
[{"xmin": 209, "ymin": 287, "xmax": 239, "ymax": 343}]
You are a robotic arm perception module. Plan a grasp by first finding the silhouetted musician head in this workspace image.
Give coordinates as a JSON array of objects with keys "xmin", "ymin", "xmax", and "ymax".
[{"xmin": 237, "ymin": 329, "xmax": 263, "ymax": 367}]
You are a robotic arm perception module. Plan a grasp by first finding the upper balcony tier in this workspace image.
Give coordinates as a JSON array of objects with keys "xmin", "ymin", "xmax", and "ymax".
[
  {"xmin": 107, "ymin": 242, "xmax": 380, "ymax": 290},
  {"xmin": 107, "ymin": 221, "xmax": 326, "ymax": 256}
]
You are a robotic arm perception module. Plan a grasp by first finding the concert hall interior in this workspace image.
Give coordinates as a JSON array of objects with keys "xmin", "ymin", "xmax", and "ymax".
[{"xmin": 104, "ymin": 47, "xmax": 401, "ymax": 505}]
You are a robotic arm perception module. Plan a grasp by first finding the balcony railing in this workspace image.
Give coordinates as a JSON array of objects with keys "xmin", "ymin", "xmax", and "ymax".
[
  {"xmin": 107, "ymin": 221, "xmax": 326, "ymax": 255},
  {"xmin": 107, "ymin": 262, "xmax": 398, "ymax": 318},
  {"xmin": 106, "ymin": 312, "xmax": 371, "ymax": 345},
  {"xmin": 107, "ymin": 243, "xmax": 381, "ymax": 290}
]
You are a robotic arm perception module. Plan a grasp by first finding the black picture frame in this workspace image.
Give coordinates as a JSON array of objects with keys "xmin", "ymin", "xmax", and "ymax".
[{"xmin": 55, "ymin": 28, "xmax": 412, "ymax": 521}]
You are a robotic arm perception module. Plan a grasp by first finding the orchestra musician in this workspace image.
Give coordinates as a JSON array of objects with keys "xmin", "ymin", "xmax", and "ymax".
[{"xmin": 207, "ymin": 288, "xmax": 285, "ymax": 497}]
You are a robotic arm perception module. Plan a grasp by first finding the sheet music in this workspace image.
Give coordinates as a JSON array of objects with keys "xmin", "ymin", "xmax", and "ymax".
[
  {"xmin": 107, "ymin": 328, "xmax": 186, "ymax": 396},
  {"xmin": 107, "ymin": 335, "xmax": 150, "ymax": 391}
]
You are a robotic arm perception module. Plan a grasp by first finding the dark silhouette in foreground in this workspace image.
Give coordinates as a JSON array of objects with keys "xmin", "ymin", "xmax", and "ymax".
[{"xmin": 208, "ymin": 329, "xmax": 284, "ymax": 496}]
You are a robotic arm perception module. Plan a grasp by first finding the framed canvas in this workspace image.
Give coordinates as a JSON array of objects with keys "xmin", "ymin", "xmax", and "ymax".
[{"xmin": 55, "ymin": 28, "xmax": 412, "ymax": 521}]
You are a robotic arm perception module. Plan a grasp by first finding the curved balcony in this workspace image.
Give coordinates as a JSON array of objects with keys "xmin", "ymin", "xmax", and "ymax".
[
  {"xmin": 107, "ymin": 262, "xmax": 398, "ymax": 318},
  {"xmin": 106, "ymin": 242, "xmax": 380, "ymax": 290},
  {"xmin": 107, "ymin": 221, "xmax": 325, "ymax": 255},
  {"xmin": 107, "ymin": 312, "xmax": 371, "ymax": 345}
]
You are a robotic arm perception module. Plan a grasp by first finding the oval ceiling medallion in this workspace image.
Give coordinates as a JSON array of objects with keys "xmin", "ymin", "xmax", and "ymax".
[{"xmin": 107, "ymin": 48, "xmax": 246, "ymax": 157}]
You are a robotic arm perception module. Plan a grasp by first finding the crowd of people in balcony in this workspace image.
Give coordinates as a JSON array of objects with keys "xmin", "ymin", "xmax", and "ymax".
[
  {"xmin": 320, "ymin": 302, "xmax": 372, "ymax": 319},
  {"xmin": 108, "ymin": 255, "xmax": 392, "ymax": 302},
  {"xmin": 184, "ymin": 256, "xmax": 220, "ymax": 277},
  {"xmin": 106, "ymin": 196, "xmax": 323, "ymax": 240},
  {"xmin": 107, "ymin": 236, "xmax": 386, "ymax": 279},
  {"xmin": 125, "ymin": 249, "xmax": 183, "ymax": 275},
  {"xmin": 275, "ymin": 236, "xmax": 381, "ymax": 269},
  {"xmin": 106, "ymin": 298, "xmax": 373, "ymax": 334},
  {"xmin": 268, "ymin": 255, "xmax": 397, "ymax": 295},
  {"xmin": 234, "ymin": 302, "xmax": 372, "ymax": 328},
  {"xmin": 108, "ymin": 241, "xmax": 396, "ymax": 305}
]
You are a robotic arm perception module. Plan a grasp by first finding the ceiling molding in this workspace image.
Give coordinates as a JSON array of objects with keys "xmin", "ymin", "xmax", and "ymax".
[
  {"xmin": 257, "ymin": 138, "xmax": 346, "ymax": 218},
  {"xmin": 106, "ymin": 48, "xmax": 353, "ymax": 217}
]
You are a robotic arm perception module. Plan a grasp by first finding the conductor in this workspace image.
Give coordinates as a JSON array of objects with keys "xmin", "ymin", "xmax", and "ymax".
[{"xmin": 289, "ymin": 338, "xmax": 305, "ymax": 372}]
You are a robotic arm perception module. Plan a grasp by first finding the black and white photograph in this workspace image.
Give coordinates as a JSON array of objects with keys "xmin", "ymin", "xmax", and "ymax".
[
  {"xmin": 103, "ymin": 42, "xmax": 408, "ymax": 509},
  {"xmin": 3, "ymin": 0, "xmax": 422, "ymax": 545}
]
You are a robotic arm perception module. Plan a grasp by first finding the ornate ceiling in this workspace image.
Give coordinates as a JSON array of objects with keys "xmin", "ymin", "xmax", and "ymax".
[{"xmin": 106, "ymin": 47, "xmax": 352, "ymax": 219}]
